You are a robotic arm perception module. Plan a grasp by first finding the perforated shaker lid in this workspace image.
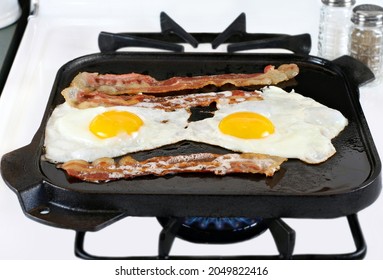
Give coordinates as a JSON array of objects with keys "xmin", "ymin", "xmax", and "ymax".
[
  {"xmin": 321, "ymin": 0, "xmax": 356, "ymax": 7},
  {"xmin": 351, "ymin": 4, "xmax": 383, "ymax": 27}
]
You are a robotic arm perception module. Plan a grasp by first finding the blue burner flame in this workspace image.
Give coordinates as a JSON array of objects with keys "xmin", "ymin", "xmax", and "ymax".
[{"xmin": 183, "ymin": 217, "xmax": 262, "ymax": 231}]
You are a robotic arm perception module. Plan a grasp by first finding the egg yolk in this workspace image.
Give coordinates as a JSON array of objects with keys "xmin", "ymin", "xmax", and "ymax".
[
  {"xmin": 219, "ymin": 112, "xmax": 275, "ymax": 139},
  {"xmin": 89, "ymin": 110, "xmax": 143, "ymax": 139}
]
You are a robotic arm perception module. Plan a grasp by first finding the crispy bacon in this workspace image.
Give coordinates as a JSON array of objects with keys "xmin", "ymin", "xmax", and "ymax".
[
  {"xmin": 59, "ymin": 153, "xmax": 287, "ymax": 183},
  {"xmin": 61, "ymin": 64, "xmax": 299, "ymax": 100},
  {"xmin": 55, "ymin": 64, "xmax": 297, "ymax": 183},
  {"xmin": 62, "ymin": 89, "xmax": 263, "ymax": 110}
]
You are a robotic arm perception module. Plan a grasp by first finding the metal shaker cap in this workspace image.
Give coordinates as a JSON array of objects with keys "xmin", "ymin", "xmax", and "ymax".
[
  {"xmin": 321, "ymin": 0, "xmax": 356, "ymax": 7},
  {"xmin": 351, "ymin": 4, "xmax": 383, "ymax": 27}
]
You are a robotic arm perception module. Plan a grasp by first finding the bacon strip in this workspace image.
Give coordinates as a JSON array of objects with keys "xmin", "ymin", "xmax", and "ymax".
[
  {"xmin": 61, "ymin": 64, "xmax": 299, "ymax": 99},
  {"xmin": 59, "ymin": 153, "xmax": 287, "ymax": 183},
  {"xmin": 62, "ymin": 89, "xmax": 263, "ymax": 110}
]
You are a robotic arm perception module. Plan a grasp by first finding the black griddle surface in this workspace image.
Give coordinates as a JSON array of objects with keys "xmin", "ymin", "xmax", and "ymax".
[{"xmin": 1, "ymin": 52, "xmax": 381, "ymax": 231}]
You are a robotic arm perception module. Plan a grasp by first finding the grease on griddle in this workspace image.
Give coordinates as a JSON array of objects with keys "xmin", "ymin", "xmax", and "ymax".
[{"xmin": 188, "ymin": 102, "xmax": 218, "ymax": 122}]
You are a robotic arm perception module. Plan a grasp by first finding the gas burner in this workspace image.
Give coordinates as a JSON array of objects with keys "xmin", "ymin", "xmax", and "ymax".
[
  {"xmin": 74, "ymin": 214, "xmax": 366, "ymax": 260},
  {"xmin": 98, "ymin": 12, "xmax": 311, "ymax": 54},
  {"xmin": 157, "ymin": 217, "xmax": 268, "ymax": 244},
  {"xmin": 183, "ymin": 217, "xmax": 260, "ymax": 231}
]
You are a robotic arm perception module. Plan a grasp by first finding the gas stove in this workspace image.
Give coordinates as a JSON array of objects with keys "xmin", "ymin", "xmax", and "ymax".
[{"xmin": 1, "ymin": 0, "xmax": 383, "ymax": 260}]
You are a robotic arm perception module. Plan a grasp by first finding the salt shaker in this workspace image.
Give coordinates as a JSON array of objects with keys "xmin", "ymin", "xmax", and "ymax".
[
  {"xmin": 349, "ymin": 4, "xmax": 383, "ymax": 83},
  {"xmin": 318, "ymin": 0, "xmax": 356, "ymax": 60}
]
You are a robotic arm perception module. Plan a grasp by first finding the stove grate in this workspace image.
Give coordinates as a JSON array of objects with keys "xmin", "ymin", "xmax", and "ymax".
[
  {"xmin": 97, "ymin": 12, "xmax": 311, "ymax": 54},
  {"xmin": 74, "ymin": 214, "xmax": 366, "ymax": 260}
]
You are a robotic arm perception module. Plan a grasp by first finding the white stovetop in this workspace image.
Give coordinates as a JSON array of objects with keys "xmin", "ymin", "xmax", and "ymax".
[{"xmin": 1, "ymin": 0, "xmax": 383, "ymax": 259}]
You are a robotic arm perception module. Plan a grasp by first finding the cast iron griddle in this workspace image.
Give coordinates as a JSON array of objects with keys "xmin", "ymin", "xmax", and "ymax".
[{"xmin": 1, "ymin": 52, "xmax": 381, "ymax": 231}]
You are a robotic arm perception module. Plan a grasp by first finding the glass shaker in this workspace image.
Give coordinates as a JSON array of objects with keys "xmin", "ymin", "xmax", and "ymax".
[
  {"xmin": 318, "ymin": 0, "xmax": 356, "ymax": 60},
  {"xmin": 349, "ymin": 4, "xmax": 383, "ymax": 83}
]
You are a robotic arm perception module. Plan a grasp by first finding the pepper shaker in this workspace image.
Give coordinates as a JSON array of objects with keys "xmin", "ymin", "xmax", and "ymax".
[
  {"xmin": 318, "ymin": 0, "xmax": 356, "ymax": 60},
  {"xmin": 349, "ymin": 4, "xmax": 383, "ymax": 84}
]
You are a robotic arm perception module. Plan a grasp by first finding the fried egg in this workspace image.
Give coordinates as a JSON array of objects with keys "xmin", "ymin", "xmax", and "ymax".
[
  {"xmin": 43, "ymin": 103, "xmax": 190, "ymax": 163},
  {"xmin": 186, "ymin": 86, "xmax": 348, "ymax": 163},
  {"xmin": 44, "ymin": 86, "xmax": 348, "ymax": 164}
]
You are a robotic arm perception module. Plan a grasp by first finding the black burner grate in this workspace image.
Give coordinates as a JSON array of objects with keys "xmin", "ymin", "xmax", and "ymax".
[
  {"xmin": 98, "ymin": 12, "xmax": 311, "ymax": 54},
  {"xmin": 74, "ymin": 214, "xmax": 366, "ymax": 260}
]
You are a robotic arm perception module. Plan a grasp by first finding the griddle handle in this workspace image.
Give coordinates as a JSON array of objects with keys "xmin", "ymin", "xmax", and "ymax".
[{"xmin": 332, "ymin": 55, "xmax": 375, "ymax": 88}]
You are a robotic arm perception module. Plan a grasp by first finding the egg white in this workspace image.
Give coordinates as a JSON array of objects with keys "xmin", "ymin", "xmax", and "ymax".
[
  {"xmin": 43, "ymin": 103, "xmax": 190, "ymax": 163},
  {"xmin": 186, "ymin": 86, "xmax": 348, "ymax": 164},
  {"xmin": 44, "ymin": 86, "xmax": 348, "ymax": 164}
]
